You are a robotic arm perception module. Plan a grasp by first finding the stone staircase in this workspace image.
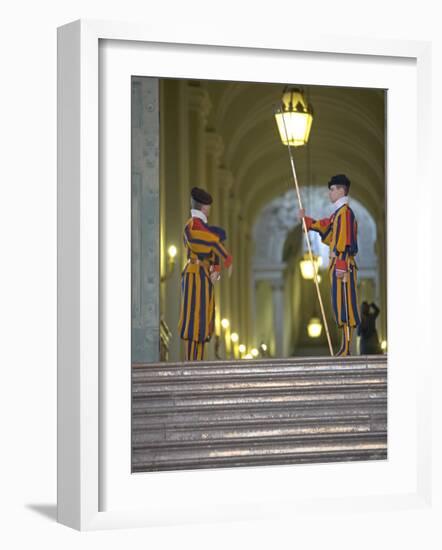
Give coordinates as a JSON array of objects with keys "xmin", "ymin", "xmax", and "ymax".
[{"xmin": 132, "ymin": 355, "xmax": 387, "ymax": 472}]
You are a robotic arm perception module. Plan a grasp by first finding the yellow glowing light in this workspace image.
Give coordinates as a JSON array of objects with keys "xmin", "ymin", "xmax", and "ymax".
[
  {"xmin": 274, "ymin": 87, "xmax": 313, "ymax": 147},
  {"xmin": 244, "ymin": 353, "xmax": 253, "ymax": 359},
  {"xmin": 299, "ymin": 253, "xmax": 321, "ymax": 280},
  {"xmin": 381, "ymin": 340, "xmax": 387, "ymax": 351},
  {"xmin": 221, "ymin": 318, "xmax": 230, "ymax": 329},
  {"xmin": 251, "ymin": 348, "xmax": 259, "ymax": 357},
  {"xmin": 307, "ymin": 317, "xmax": 322, "ymax": 338},
  {"xmin": 168, "ymin": 245, "xmax": 177, "ymax": 259},
  {"xmin": 260, "ymin": 344, "xmax": 268, "ymax": 352},
  {"xmin": 238, "ymin": 344, "xmax": 246, "ymax": 354},
  {"xmin": 230, "ymin": 332, "xmax": 239, "ymax": 343}
]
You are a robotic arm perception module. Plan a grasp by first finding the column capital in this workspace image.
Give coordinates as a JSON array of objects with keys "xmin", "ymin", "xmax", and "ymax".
[
  {"xmin": 253, "ymin": 264, "xmax": 287, "ymax": 283},
  {"xmin": 270, "ymin": 278, "xmax": 285, "ymax": 292},
  {"xmin": 233, "ymin": 200, "xmax": 242, "ymax": 217},
  {"xmin": 205, "ymin": 131, "xmax": 224, "ymax": 163},
  {"xmin": 217, "ymin": 167, "xmax": 234, "ymax": 192},
  {"xmin": 188, "ymin": 83, "xmax": 211, "ymax": 120}
]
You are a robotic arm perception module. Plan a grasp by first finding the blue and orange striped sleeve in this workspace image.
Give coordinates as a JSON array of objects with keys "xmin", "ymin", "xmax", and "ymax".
[
  {"xmin": 212, "ymin": 239, "xmax": 233, "ymax": 270},
  {"xmin": 305, "ymin": 216, "xmax": 333, "ymax": 246}
]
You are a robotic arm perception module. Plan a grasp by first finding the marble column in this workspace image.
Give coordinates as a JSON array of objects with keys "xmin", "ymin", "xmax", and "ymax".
[
  {"xmin": 131, "ymin": 77, "xmax": 160, "ymax": 364},
  {"xmin": 187, "ymin": 84, "xmax": 213, "ymax": 357},
  {"xmin": 163, "ymin": 80, "xmax": 189, "ymax": 362},
  {"xmin": 205, "ymin": 132, "xmax": 224, "ymax": 215},
  {"xmin": 238, "ymin": 217, "xmax": 246, "ymax": 347},
  {"xmin": 241, "ymin": 221, "xmax": 252, "ymax": 348},
  {"xmin": 376, "ymin": 210, "xmax": 387, "ymax": 345},
  {"xmin": 178, "ymin": 81, "xmax": 191, "ymax": 226},
  {"xmin": 271, "ymin": 278, "xmax": 285, "ymax": 358},
  {"xmin": 218, "ymin": 168, "xmax": 234, "ymax": 357},
  {"xmin": 236, "ymin": 216, "xmax": 253, "ymax": 350},
  {"xmin": 247, "ymin": 232, "xmax": 256, "ymax": 350},
  {"xmin": 159, "ymin": 81, "xmax": 167, "ymax": 324},
  {"xmin": 188, "ymin": 82, "xmax": 211, "ymax": 194},
  {"xmin": 230, "ymin": 200, "xmax": 242, "ymax": 346},
  {"xmin": 205, "ymin": 131, "xmax": 224, "ymax": 359}
]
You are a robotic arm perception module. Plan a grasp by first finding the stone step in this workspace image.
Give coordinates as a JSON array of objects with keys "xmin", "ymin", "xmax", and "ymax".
[
  {"xmin": 132, "ymin": 404, "xmax": 387, "ymax": 428},
  {"xmin": 132, "ymin": 356, "xmax": 386, "ymax": 381},
  {"xmin": 131, "ymin": 356, "xmax": 388, "ymax": 472},
  {"xmin": 132, "ymin": 432, "xmax": 387, "ymax": 472},
  {"xmin": 132, "ymin": 416, "xmax": 387, "ymax": 445},
  {"xmin": 132, "ymin": 389, "xmax": 387, "ymax": 413},
  {"xmin": 133, "ymin": 450, "xmax": 388, "ymax": 472},
  {"xmin": 132, "ymin": 374, "xmax": 386, "ymax": 397}
]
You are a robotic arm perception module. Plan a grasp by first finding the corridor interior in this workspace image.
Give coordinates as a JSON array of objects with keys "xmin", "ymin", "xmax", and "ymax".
[{"xmin": 131, "ymin": 77, "xmax": 387, "ymax": 363}]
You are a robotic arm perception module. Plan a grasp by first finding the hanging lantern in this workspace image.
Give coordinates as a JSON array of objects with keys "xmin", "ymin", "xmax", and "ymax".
[
  {"xmin": 299, "ymin": 253, "xmax": 321, "ymax": 280},
  {"xmin": 274, "ymin": 86, "xmax": 313, "ymax": 147},
  {"xmin": 307, "ymin": 317, "xmax": 323, "ymax": 338}
]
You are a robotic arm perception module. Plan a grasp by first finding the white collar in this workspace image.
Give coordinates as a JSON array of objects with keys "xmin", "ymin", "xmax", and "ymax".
[
  {"xmin": 191, "ymin": 209, "xmax": 208, "ymax": 224},
  {"xmin": 332, "ymin": 196, "xmax": 349, "ymax": 213}
]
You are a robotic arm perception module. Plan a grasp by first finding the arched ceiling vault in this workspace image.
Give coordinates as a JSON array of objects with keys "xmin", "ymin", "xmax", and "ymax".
[
  {"xmin": 234, "ymin": 130, "xmax": 384, "ymax": 199},
  {"xmin": 233, "ymin": 119, "xmax": 384, "ymax": 183},
  {"xmin": 222, "ymin": 94, "xmax": 384, "ymax": 173},
  {"xmin": 202, "ymin": 80, "xmax": 385, "ymax": 226},
  {"xmin": 243, "ymin": 163, "xmax": 382, "ymax": 229},
  {"xmin": 235, "ymin": 142, "xmax": 383, "ymax": 218}
]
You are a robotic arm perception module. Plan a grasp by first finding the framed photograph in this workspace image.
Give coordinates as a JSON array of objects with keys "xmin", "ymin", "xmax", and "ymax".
[
  {"xmin": 57, "ymin": 19, "xmax": 433, "ymax": 530},
  {"xmin": 130, "ymin": 75, "xmax": 388, "ymax": 476}
]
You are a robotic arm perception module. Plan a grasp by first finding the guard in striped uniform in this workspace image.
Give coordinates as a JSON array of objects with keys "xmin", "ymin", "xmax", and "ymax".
[
  {"xmin": 179, "ymin": 187, "xmax": 233, "ymax": 361},
  {"xmin": 301, "ymin": 174, "xmax": 361, "ymax": 356}
]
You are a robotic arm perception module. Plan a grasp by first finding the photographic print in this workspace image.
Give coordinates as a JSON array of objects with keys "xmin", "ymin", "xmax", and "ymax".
[{"xmin": 131, "ymin": 77, "xmax": 387, "ymax": 472}]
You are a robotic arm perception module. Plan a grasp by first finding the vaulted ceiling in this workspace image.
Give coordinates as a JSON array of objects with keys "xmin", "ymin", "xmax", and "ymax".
[{"xmin": 202, "ymin": 80, "xmax": 386, "ymax": 226}]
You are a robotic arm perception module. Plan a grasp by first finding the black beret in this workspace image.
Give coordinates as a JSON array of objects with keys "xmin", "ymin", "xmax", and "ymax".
[
  {"xmin": 191, "ymin": 187, "xmax": 213, "ymax": 205},
  {"xmin": 328, "ymin": 174, "xmax": 351, "ymax": 189}
]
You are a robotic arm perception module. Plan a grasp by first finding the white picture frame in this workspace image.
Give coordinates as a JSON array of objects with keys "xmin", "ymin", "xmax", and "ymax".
[{"xmin": 57, "ymin": 19, "xmax": 435, "ymax": 531}]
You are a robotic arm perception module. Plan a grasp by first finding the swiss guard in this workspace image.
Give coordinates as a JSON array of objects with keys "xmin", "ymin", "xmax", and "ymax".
[
  {"xmin": 178, "ymin": 187, "xmax": 233, "ymax": 361},
  {"xmin": 301, "ymin": 174, "xmax": 361, "ymax": 356}
]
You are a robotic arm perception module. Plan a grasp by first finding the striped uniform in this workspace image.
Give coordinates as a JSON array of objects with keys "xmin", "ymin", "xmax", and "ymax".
[
  {"xmin": 178, "ymin": 217, "xmax": 232, "ymax": 361},
  {"xmin": 306, "ymin": 203, "xmax": 360, "ymax": 356}
]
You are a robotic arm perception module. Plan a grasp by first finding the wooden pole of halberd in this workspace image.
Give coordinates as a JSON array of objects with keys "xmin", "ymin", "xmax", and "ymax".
[{"xmin": 279, "ymin": 111, "xmax": 334, "ymax": 356}]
